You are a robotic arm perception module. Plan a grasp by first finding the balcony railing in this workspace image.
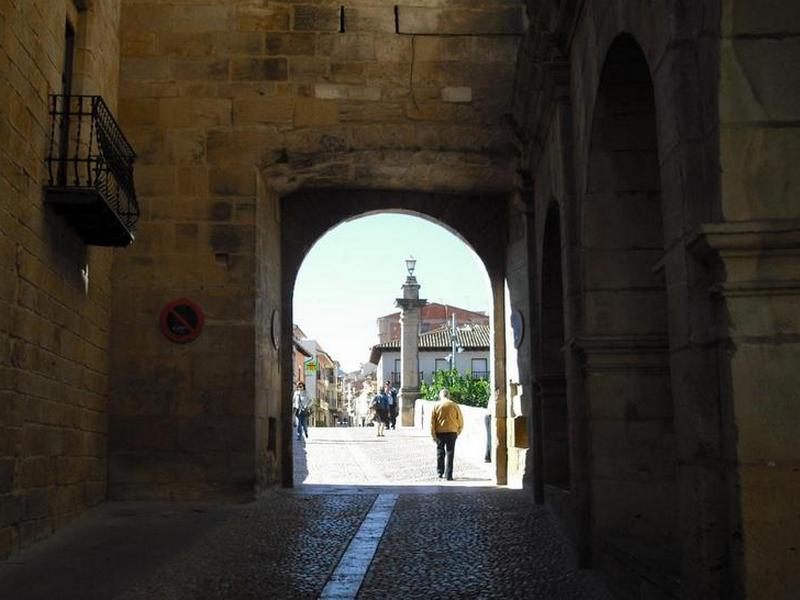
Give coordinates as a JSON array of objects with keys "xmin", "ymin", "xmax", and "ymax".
[
  {"xmin": 471, "ymin": 371, "xmax": 490, "ymax": 380},
  {"xmin": 45, "ymin": 94, "xmax": 139, "ymax": 246}
]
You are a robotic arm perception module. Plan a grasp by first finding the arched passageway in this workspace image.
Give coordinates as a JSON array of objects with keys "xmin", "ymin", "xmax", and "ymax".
[
  {"xmin": 290, "ymin": 212, "xmax": 495, "ymax": 487},
  {"xmin": 278, "ymin": 189, "xmax": 510, "ymax": 488}
]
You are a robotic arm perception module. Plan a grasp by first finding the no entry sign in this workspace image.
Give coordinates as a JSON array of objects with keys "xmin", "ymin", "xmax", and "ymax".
[{"xmin": 160, "ymin": 298, "xmax": 204, "ymax": 343}]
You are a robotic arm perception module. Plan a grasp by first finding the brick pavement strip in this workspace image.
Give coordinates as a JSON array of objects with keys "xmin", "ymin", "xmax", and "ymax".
[{"xmin": 320, "ymin": 493, "xmax": 398, "ymax": 599}]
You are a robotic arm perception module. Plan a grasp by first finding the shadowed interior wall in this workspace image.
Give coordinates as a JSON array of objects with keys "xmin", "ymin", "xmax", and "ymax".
[
  {"xmin": 513, "ymin": 2, "xmax": 741, "ymax": 596},
  {"xmin": 540, "ymin": 204, "xmax": 569, "ymax": 487},
  {"xmin": 714, "ymin": 2, "xmax": 800, "ymax": 597},
  {"xmin": 581, "ymin": 34, "xmax": 678, "ymax": 576},
  {"xmin": 255, "ymin": 176, "xmax": 282, "ymax": 491}
]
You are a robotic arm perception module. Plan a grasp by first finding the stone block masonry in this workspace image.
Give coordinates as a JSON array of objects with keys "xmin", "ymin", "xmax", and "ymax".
[
  {"xmin": 1, "ymin": 2, "xmax": 798, "ymax": 599},
  {"xmin": 0, "ymin": 0, "xmax": 122, "ymax": 558},
  {"xmin": 111, "ymin": 0, "xmax": 523, "ymax": 503},
  {"xmin": 117, "ymin": 0, "xmax": 522, "ymax": 193}
]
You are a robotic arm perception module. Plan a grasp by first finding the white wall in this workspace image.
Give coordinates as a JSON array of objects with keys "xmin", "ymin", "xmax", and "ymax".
[
  {"xmin": 414, "ymin": 399, "xmax": 490, "ymax": 464},
  {"xmin": 376, "ymin": 353, "xmax": 395, "ymax": 386},
  {"xmin": 421, "ymin": 350, "xmax": 489, "ymax": 382},
  {"xmin": 377, "ymin": 349, "xmax": 490, "ymax": 386}
]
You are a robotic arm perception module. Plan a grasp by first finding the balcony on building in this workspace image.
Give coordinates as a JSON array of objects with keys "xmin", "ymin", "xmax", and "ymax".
[{"xmin": 44, "ymin": 94, "xmax": 139, "ymax": 247}]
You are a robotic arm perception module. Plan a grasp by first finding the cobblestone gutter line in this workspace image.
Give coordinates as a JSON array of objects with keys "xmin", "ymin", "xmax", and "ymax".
[{"xmin": 320, "ymin": 493, "xmax": 398, "ymax": 599}]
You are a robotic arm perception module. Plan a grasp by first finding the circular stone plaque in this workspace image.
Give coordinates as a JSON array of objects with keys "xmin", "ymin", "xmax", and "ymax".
[{"xmin": 271, "ymin": 309, "xmax": 280, "ymax": 350}]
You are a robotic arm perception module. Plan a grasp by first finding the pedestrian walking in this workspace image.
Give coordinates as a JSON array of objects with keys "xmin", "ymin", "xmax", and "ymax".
[
  {"xmin": 430, "ymin": 388, "xmax": 464, "ymax": 480},
  {"xmin": 292, "ymin": 382, "xmax": 310, "ymax": 440},
  {"xmin": 371, "ymin": 386, "xmax": 390, "ymax": 437},
  {"xmin": 385, "ymin": 380, "xmax": 398, "ymax": 429}
]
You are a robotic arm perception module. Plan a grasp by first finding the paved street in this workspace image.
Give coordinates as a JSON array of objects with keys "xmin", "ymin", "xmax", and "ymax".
[
  {"xmin": 295, "ymin": 424, "xmax": 494, "ymax": 487},
  {"xmin": 0, "ymin": 426, "xmax": 614, "ymax": 599}
]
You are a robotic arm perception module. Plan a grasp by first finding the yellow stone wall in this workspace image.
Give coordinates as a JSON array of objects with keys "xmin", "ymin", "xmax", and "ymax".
[
  {"xmin": 111, "ymin": 0, "xmax": 522, "ymax": 499},
  {"xmin": 0, "ymin": 0, "xmax": 121, "ymax": 558}
]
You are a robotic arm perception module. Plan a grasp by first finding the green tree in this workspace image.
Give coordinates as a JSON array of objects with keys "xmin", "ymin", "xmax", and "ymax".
[{"xmin": 421, "ymin": 369, "xmax": 490, "ymax": 408}]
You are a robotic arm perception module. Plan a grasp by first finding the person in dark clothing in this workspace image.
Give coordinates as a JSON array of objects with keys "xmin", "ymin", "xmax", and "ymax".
[
  {"xmin": 385, "ymin": 380, "xmax": 398, "ymax": 429},
  {"xmin": 371, "ymin": 387, "xmax": 389, "ymax": 437}
]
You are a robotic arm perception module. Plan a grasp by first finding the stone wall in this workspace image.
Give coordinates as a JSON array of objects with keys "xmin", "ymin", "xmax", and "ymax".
[
  {"xmin": 112, "ymin": 0, "xmax": 522, "ymax": 498},
  {"xmin": 0, "ymin": 0, "xmax": 121, "ymax": 558},
  {"xmin": 255, "ymin": 176, "xmax": 282, "ymax": 490},
  {"xmin": 513, "ymin": 0, "xmax": 731, "ymax": 594},
  {"xmin": 512, "ymin": 0, "xmax": 800, "ymax": 598},
  {"xmin": 714, "ymin": 2, "xmax": 800, "ymax": 598},
  {"xmin": 4, "ymin": 1, "xmax": 794, "ymax": 594},
  {"xmin": 118, "ymin": 0, "xmax": 522, "ymax": 195},
  {"xmin": 503, "ymin": 193, "xmax": 534, "ymax": 490}
]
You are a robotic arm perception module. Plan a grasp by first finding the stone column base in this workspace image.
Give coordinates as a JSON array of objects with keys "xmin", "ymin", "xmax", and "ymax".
[{"xmin": 398, "ymin": 389, "xmax": 419, "ymax": 427}]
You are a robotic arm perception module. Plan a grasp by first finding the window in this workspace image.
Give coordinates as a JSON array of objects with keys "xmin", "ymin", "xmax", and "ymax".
[
  {"xmin": 435, "ymin": 358, "xmax": 449, "ymax": 373},
  {"xmin": 57, "ymin": 22, "xmax": 76, "ymax": 187},
  {"xmin": 471, "ymin": 358, "xmax": 488, "ymax": 379},
  {"xmin": 62, "ymin": 22, "xmax": 75, "ymax": 95}
]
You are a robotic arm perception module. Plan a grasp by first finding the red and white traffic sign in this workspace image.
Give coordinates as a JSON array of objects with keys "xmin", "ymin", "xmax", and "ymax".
[{"xmin": 159, "ymin": 298, "xmax": 204, "ymax": 343}]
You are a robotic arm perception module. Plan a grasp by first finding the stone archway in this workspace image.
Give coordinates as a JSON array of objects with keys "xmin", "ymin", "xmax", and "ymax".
[
  {"xmin": 276, "ymin": 189, "xmax": 509, "ymax": 487},
  {"xmin": 578, "ymin": 33, "xmax": 680, "ymax": 582},
  {"xmin": 539, "ymin": 202, "xmax": 569, "ymax": 490}
]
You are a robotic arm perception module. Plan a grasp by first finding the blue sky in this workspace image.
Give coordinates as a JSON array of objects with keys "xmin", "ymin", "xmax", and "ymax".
[{"xmin": 293, "ymin": 213, "xmax": 491, "ymax": 371}]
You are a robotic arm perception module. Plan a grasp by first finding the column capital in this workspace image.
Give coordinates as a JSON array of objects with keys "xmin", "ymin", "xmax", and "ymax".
[{"xmin": 395, "ymin": 298, "xmax": 427, "ymax": 311}]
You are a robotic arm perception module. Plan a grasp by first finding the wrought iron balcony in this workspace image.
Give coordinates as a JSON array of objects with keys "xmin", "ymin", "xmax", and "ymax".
[{"xmin": 45, "ymin": 95, "xmax": 139, "ymax": 246}]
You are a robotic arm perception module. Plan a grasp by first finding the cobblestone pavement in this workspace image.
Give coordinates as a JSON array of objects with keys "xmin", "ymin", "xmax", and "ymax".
[
  {"xmin": 119, "ymin": 492, "xmax": 376, "ymax": 600},
  {"xmin": 0, "ymin": 426, "xmax": 614, "ymax": 599},
  {"xmin": 360, "ymin": 493, "xmax": 612, "ymax": 600},
  {"xmin": 294, "ymin": 425, "xmax": 494, "ymax": 487}
]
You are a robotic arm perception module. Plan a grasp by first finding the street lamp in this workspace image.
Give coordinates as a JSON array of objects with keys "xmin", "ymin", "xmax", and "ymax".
[
  {"xmin": 405, "ymin": 255, "xmax": 416, "ymax": 278},
  {"xmin": 449, "ymin": 313, "xmax": 460, "ymax": 371}
]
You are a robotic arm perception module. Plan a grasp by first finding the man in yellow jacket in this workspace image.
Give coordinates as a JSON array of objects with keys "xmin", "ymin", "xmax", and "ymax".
[{"xmin": 430, "ymin": 388, "xmax": 464, "ymax": 481}]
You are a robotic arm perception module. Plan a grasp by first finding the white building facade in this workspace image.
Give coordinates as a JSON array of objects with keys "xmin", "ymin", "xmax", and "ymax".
[{"xmin": 370, "ymin": 324, "xmax": 491, "ymax": 387}]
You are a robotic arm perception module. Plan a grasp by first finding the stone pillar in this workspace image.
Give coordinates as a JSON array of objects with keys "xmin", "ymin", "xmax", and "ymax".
[
  {"xmin": 690, "ymin": 221, "xmax": 800, "ymax": 598},
  {"xmin": 396, "ymin": 275, "xmax": 426, "ymax": 427}
]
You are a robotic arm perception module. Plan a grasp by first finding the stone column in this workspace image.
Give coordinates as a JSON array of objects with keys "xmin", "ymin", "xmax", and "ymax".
[{"xmin": 396, "ymin": 276, "xmax": 426, "ymax": 427}]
